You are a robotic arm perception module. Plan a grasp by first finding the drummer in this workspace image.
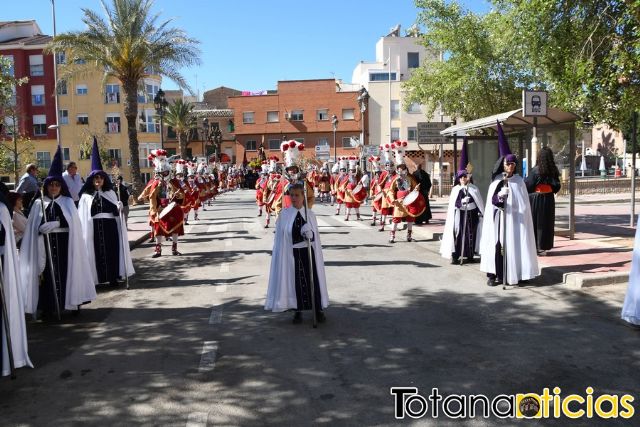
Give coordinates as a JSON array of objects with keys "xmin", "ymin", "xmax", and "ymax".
[
  {"xmin": 137, "ymin": 149, "xmax": 184, "ymax": 257},
  {"xmin": 342, "ymin": 157, "xmax": 364, "ymax": 221},
  {"xmin": 368, "ymin": 156, "xmax": 384, "ymax": 227},
  {"xmin": 386, "ymin": 142, "xmax": 418, "ymax": 243}
]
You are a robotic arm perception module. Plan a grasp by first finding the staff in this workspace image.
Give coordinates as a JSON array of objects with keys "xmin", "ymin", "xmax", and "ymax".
[
  {"xmin": 40, "ymin": 188, "xmax": 61, "ymax": 320},
  {"xmin": 0, "ymin": 254, "xmax": 15, "ymax": 378},
  {"xmin": 459, "ymin": 186, "xmax": 469, "ymax": 265},
  {"xmin": 301, "ymin": 172, "xmax": 317, "ymax": 328},
  {"xmin": 501, "ymin": 172, "xmax": 509, "ymax": 290},
  {"xmin": 116, "ymin": 183, "xmax": 129, "ymax": 290}
]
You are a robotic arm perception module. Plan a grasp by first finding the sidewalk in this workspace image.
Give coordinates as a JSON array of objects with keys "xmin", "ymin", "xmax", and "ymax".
[
  {"xmin": 412, "ymin": 193, "xmax": 637, "ymax": 288},
  {"xmin": 125, "ymin": 203, "xmax": 152, "ymax": 249}
]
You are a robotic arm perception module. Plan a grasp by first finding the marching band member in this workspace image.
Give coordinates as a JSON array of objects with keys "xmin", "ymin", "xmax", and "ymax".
[
  {"xmin": 329, "ymin": 163, "xmax": 339, "ymax": 206},
  {"xmin": 342, "ymin": 157, "xmax": 364, "ymax": 221},
  {"xmin": 137, "ymin": 149, "xmax": 184, "ymax": 258},
  {"xmin": 379, "ymin": 144, "xmax": 396, "ymax": 232},
  {"xmin": 271, "ymin": 141, "xmax": 314, "ymax": 217},
  {"xmin": 262, "ymin": 157, "xmax": 280, "ymax": 228},
  {"xmin": 479, "ymin": 122, "xmax": 539, "ymax": 286},
  {"xmin": 21, "ymin": 145, "xmax": 96, "ymax": 317},
  {"xmin": 317, "ymin": 164, "xmax": 332, "ymax": 203},
  {"xmin": 440, "ymin": 139, "xmax": 484, "ymax": 264},
  {"xmin": 333, "ymin": 157, "xmax": 348, "ymax": 216},
  {"xmin": 186, "ymin": 163, "xmax": 201, "ymax": 221},
  {"xmin": 173, "ymin": 160, "xmax": 191, "ymax": 225},
  {"xmin": 386, "ymin": 142, "xmax": 418, "ymax": 243},
  {"xmin": 265, "ymin": 182, "xmax": 329, "ymax": 323},
  {"xmin": 1, "ymin": 183, "xmax": 32, "ymax": 376},
  {"xmin": 255, "ymin": 162, "xmax": 269, "ymax": 217},
  {"xmin": 368, "ymin": 156, "xmax": 384, "ymax": 227},
  {"xmin": 78, "ymin": 138, "xmax": 135, "ymax": 287}
]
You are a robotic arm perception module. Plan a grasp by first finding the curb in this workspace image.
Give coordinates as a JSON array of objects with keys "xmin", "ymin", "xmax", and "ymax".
[
  {"xmin": 129, "ymin": 232, "xmax": 151, "ymax": 250},
  {"xmin": 563, "ymin": 271, "xmax": 629, "ymax": 288}
]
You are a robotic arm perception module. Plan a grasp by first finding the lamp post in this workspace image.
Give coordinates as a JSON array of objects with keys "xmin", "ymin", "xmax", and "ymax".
[
  {"xmin": 331, "ymin": 114, "xmax": 339, "ymax": 163},
  {"xmin": 202, "ymin": 118, "xmax": 210, "ymax": 159},
  {"xmin": 202, "ymin": 118, "xmax": 222, "ymax": 162},
  {"xmin": 357, "ymin": 87, "xmax": 369, "ymax": 170},
  {"xmin": 212, "ymin": 127, "xmax": 222, "ymax": 162},
  {"xmin": 153, "ymin": 88, "xmax": 168, "ymax": 149},
  {"xmin": 50, "ymin": 0, "xmax": 61, "ymax": 148}
]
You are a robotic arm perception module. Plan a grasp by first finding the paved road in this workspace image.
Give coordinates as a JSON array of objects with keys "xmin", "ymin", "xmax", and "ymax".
[{"xmin": 1, "ymin": 190, "xmax": 638, "ymax": 426}]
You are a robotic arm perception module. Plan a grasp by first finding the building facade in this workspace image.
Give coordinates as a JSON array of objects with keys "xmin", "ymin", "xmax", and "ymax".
[{"xmin": 228, "ymin": 79, "xmax": 365, "ymax": 167}]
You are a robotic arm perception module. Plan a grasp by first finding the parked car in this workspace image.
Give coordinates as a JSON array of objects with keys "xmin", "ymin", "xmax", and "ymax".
[{"xmin": 167, "ymin": 154, "xmax": 181, "ymax": 164}]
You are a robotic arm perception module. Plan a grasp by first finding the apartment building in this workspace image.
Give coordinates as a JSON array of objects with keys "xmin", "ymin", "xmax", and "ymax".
[{"xmin": 228, "ymin": 79, "xmax": 365, "ymax": 165}]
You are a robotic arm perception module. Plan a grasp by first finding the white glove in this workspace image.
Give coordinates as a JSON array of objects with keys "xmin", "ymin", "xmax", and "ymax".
[
  {"xmin": 498, "ymin": 187, "xmax": 509, "ymax": 198},
  {"xmin": 39, "ymin": 221, "xmax": 60, "ymax": 234},
  {"xmin": 301, "ymin": 223, "xmax": 314, "ymax": 240},
  {"xmin": 462, "ymin": 196, "xmax": 471, "ymax": 204},
  {"xmin": 117, "ymin": 201, "xmax": 124, "ymax": 212}
]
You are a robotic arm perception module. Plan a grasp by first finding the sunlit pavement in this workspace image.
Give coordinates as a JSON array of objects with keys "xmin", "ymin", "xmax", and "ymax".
[{"xmin": 1, "ymin": 190, "xmax": 637, "ymax": 426}]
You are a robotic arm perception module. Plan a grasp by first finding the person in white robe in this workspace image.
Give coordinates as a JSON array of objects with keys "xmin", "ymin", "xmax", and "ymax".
[
  {"xmin": 621, "ymin": 216, "xmax": 640, "ymax": 327},
  {"xmin": 265, "ymin": 183, "xmax": 329, "ymax": 323},
  {"xmin": 0, "ymin": 196, "xmax": 33, "ymax": 376},
  {"xmin": 479, "ymin": 154, "xmax": 539, "ymax": 286}
]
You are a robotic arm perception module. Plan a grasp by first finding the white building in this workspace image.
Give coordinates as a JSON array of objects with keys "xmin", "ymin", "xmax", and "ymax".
[{"xmin": 351, "ymin": 25, "xmax": 452, "ymax": 170}]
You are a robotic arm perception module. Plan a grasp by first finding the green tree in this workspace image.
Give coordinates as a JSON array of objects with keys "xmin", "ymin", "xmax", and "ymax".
[
  {"xmin": 162, "ymin": 99, "xmax": 196, "ymax": 159},
  {"xmin": 47, "ymin": 0, "xmax": 200, "ymax": 195}
]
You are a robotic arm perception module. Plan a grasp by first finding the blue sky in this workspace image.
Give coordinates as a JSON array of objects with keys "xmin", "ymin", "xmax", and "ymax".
[{"xmin": 5, "ymin": 0, "xmax": 491, "ymax": 95}]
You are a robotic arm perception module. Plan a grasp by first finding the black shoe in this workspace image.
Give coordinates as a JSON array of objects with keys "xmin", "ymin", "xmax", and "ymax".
[
  {"xmin": 292, "ymin": 311, "xmax": 302, "ymax": 324},
  {"xmin": 172, "ymin": 250, "xmax": 182, "ymax": 256},
  {"xmin": 152, "ymin": 252, "xmax": 161, "ymax": 258},
  {"xmin": 316, "ymin": 311, "xmax": 326, "ymax": 323},
  {"xmin": 451, "ymin": 258, "xmax": 459, "ymax": 265},
  {"xmin": 487, "ymin": 278, "xmax": 498, "ymax": 287}
]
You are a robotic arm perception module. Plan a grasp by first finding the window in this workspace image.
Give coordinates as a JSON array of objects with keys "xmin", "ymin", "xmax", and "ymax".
[
  {"xmin": 167, "ymin": 126, "xmax": 176, "ymax": 138},
  {"xmin": 106, "ymin": 115, "xmax": 121, "ymax": 133},
  {"xmin": 55, "ymin": 52, "xmax": 66, "ymax": 65},
  {"xmin": 29, "ymin": 55, "xmax": 43, "ymax": 76},
  {"xmin": 408, "ymin": 102, "xmax": 421, "ymax": 113},
  {"xmin": 59, "ymin": 109, "xmax": 69, "ymax": 125},
  {"xmin": 142, "ymin": 172, "xmax": 151, "ymax": 183},
  {"xmin": 57, "ymin": 80, "xmax": 67, "ymax": 95},
  {"xmin": 317, "ymin": 138, "xmax": 329, "ymax": 146},
  {"xmin": 391, "ymin": 100, "xmax": 400, "ymax": 119},
  {"xmin": 74, "ymin": 58, "xmax": 86, "ymax": 64},
  {"xmin": 246, "ymin": 140, "xmax": 257, "ymax": 151},
  {"xmin": 108, "ymin": 148, "xmax": 122, "ymax": 166},
  {"xmin": 76, "ymin": 84, "xmax": 88, "ymax": 95},
  {"xmin": 317, "ymin": 109, "xmax": 329, "ymax": 121},
  {"xmin": 408, "ymin": 52, "xmax": 420, "ymax": 69},
  {"xmin": 105, "ymin": 84, "xmax": 120, "ymax": 103},
  {"xmin": 77, "ymin": 114, "xmax": 89, "ymax": 125},
  {"xmin": 62, "ymin": 148, "xmax": 70, "ymax": 161},
  {"xmin": 33, "ymin": 115, "xmax": 47, "ymax": 136},
  {"xmin": 342, "ymin": 109, "xmax": 355, "ymax": 120},
  {"xmin": 36, "ymin": 151, "xmax": 51, "ymax": 169},
  {"xmin": 145, "ymin": 84, "xmax": 159, "ymax": 103},
  {"xmin": 291, "ymin": 110, "xmax": 304, "ymax": 121},
  {"xmin": 139, "ymin": 144, "xmax": 160, "ymax": 168},
  {"xmin": 268, "ymin": 139, "xmax": 280, "ymax": 150},
  {"xmin": 391, "ymin": 128, "xmax": 400, "ymax": 141},
  {"xmin": 31, "ymin": 85, "xmax": 45, "ymax": 106},
  {"xmin": 243, "ymin": 112, "xmax": 255, "ymax": 124},
  {"xmin": 266, "ymin": 111, "xmax": 279, "ymax": 122},
  {"xmin": 369, "ymin": 72, "xmax": 396, "ymax": 81},
  {"xmin": 3, "ymin": 55, "xmax": 14, "ymax": 76},
  {"xmin": 342, "ymin": 137, "xmax": 356, "ymax": 148},
  {"xmin": 3, "ymin": 117, "xmax": 15, "ymax": 136},
  {"xmin": 408, "ymin": 127, "xmax": 417, "ymax": 141},
  {"xmin": 142, "ymin": 109, "xmax": 158, "ymax": 133}
]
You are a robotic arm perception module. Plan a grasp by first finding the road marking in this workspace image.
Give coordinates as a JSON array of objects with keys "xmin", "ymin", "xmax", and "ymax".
[
  {"xmin": 335, "ymin": 216, "xmax": 369, "ymax": 230},
  {"xmin": 316, "ymin": 217, "xmax": 332, "ymax": 228},
  {"xmin": 198, "ymin": 341, "xmax": 218, "ymax": 372},
  {"xmin": 215, "ymin": 285, "xmax": 228, "ymax": 293},
  {"xmin": 220, "ymin": 263, "xmax": 229, "ymax": 273},
  {"xmin": 225, "ymin": 239, "xmax": 232, "ymax": 247},
  {"xmin": 186, "ymin": 412, "xmax": 208, "ymax": 427},
  {"xmin": 209, "ymin": 306, "xmax": 223, "ymax": 324}
]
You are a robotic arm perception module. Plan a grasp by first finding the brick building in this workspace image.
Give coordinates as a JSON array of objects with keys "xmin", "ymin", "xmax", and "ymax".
[{"xmin": 227, "ymin": 79, "xmax": 366, "ymax": 167}]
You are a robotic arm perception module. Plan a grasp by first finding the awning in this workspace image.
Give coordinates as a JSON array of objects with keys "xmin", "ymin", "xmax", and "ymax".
[{"xmin": 440, "ymin": 108, "xmax": 579, "ymax": 136}]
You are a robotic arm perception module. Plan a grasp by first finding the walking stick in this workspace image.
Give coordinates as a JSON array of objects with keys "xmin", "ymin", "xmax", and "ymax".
[
  {"xmin": 302, "ymin": 177, "xmax": 318, "ymax": 328},
  {"xmin": 0, "ymin": 248, "xmax": 16, "ymax": 378},
  {"xmin": 116, "ymin": 184, "xmax": 129, "ymax": 290},
  {"xmin": 501, "ymin": 173, "xmax": 510, "ymax": 290},
  {"xmin": 459, "ymin": 187, "xmax": 469, "ymax": 265},
  {"xmin": 40, "ymin": 189, "xmax": 61, "ymax": 320}
]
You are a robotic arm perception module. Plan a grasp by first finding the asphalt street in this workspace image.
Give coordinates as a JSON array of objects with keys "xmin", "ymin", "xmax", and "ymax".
[{"xmin": 1, "ymin": 190, "xmax": 638, "ymax": 426}]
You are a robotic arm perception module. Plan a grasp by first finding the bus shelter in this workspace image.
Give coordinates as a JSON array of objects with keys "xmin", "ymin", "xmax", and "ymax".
[{"xmin": 441, "ymin": 107, "xmax": 579, "ymax": 239}]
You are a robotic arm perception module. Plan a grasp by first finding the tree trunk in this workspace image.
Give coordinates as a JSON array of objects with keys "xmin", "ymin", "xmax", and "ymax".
[
  {"xmin": 178, "ymin": 132, "xmax": 187, "ymax": 159},
  {"xmin": 123, "ymin": 80, "xmax": 143, "ymax": 197}
]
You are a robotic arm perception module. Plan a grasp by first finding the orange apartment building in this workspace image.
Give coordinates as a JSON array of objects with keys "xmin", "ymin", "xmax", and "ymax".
[{"xmin": 227, "ymin": 79, "xmax": 367, "ymax": 167}]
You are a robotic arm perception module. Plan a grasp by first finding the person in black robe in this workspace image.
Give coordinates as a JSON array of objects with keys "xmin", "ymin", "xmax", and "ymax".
[
  {"xmin": 412, "ymin": 164, "xmax": 432, "ymax": 224},
  {"xmin": 524, "ymin": 147, "xmax": 561, "ymax": 254}
]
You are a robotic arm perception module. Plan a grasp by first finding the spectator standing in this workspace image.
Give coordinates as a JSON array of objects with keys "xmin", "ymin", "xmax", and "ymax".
[
  {"xmin": 62, "ymin": 161, "xmax": 83, "ymax": 206},
  {"xmin": 15, "ymin": 163, "xmax": 39, "ymax": 215},
  {"xmin": 412, "ymin": 164, "xmax": 433, "ymax": 224}
]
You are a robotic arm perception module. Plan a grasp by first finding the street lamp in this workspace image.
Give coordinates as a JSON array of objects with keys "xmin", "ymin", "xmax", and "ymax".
[
  {"xmin": 153, "ymin": 88, "xmax": 168, "ymax": 149},
  {"xmin": 331, "ymin": 114, "xmax": 339, "ymax": 163},
  {"xmin": 50, "ymin": 0, "xmax": 61, "ymax": 148},
  {"xmin": 357, "ymin": 87, "xmax": 369, "ymax": 170}
]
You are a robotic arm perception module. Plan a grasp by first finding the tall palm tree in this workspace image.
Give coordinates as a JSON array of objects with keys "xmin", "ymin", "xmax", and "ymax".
[
  {"xmin": 163, "ymin": 99, "xmax": 196, "ymax": 159},
  {"xmin": 47, "ymin": 0, "xmax": 200, "ymax": 194}
]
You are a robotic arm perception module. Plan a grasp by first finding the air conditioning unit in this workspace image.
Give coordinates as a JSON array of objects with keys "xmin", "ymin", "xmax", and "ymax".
[{"xmin": 284, "ymin": 112, "xmax": 290, "ymax": 120}]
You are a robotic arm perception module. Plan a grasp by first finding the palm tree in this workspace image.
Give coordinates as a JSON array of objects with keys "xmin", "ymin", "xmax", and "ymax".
[
  {"xmin": 163, "ymin": 99, "xmax": 196, "ymax": 159},
  {"xmin": 47, "ymin": 0, "xmax": 200, "ymax": 194}
]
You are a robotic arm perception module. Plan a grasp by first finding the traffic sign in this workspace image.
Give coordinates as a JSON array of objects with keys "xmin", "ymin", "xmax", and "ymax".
[
  {"xmin": 315, "ymin": 145, "xmax": 330, "ymax": 154},
  {"xmin": 417, "ymin": 122, "xmax": 449, "ymax": 144},
  {"xmin": 362, "ymin": 145, "xmax": 380, "ymax": 157}
]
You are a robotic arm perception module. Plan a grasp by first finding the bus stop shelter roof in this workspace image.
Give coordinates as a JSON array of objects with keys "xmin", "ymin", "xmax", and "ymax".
[{"xmin": 440, "ymin": 107, "xmax": 580, "ymax": 136}]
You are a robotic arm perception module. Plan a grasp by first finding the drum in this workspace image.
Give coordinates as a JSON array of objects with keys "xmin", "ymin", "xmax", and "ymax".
[
  {"xmin": 352, "ymin": 183, "xmax": 367, "ymax": 203},
  {"xmin": 373, "ymin": 191, "xmax": 384, "ymax": 202},
  {"xmin": 401, "ymin": 189, "xmax": 427, "ymax": 217},
  {"xmin": 159, "ymin": 201, "xmax": 184, "ymax": 232}
]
